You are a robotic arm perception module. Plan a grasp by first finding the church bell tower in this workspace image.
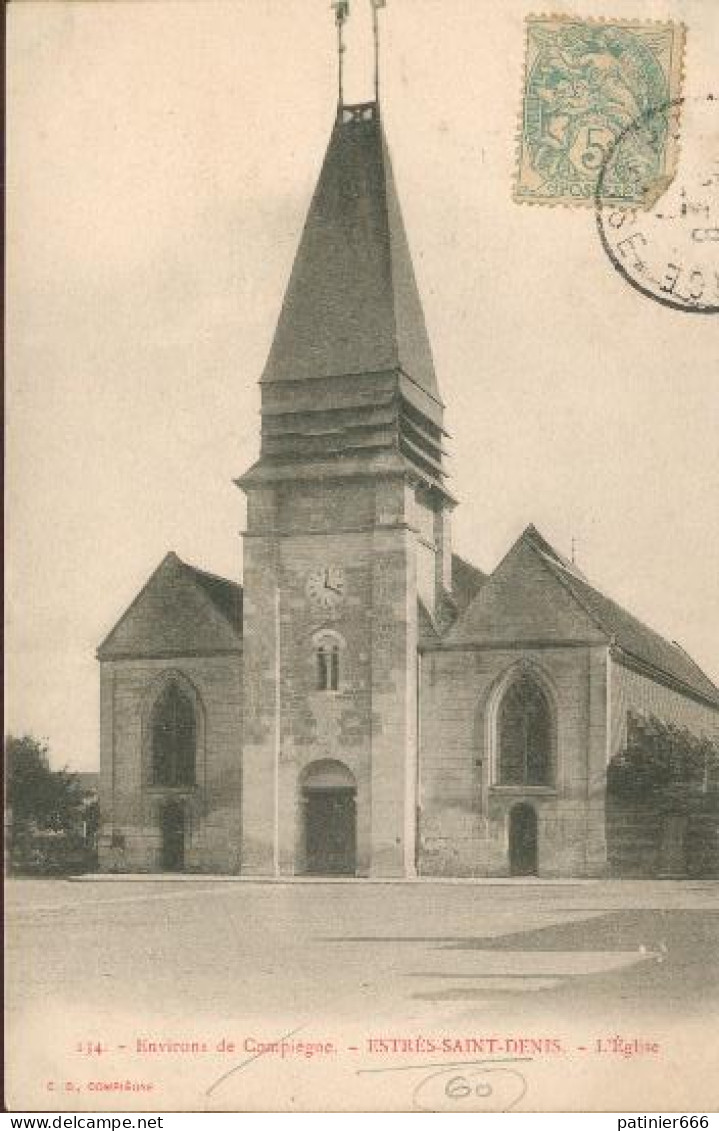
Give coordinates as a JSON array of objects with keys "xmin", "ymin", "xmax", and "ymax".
[{"xmin": 237, "ymin": 4, "xmax": 453, "ymax": 877}]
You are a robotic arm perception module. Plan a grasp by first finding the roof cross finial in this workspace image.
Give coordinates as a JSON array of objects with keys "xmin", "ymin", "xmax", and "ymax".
[
  {"xmin": 331, "ymin": 1, "xmax": 350, "ymax": 109},
  {"xmin": 331, "ymin": 1, "xmax": 387, "ymax": 111},
  {"xmin": 371, "ymin": 0, "xmax": 387, "ymax": 105}
]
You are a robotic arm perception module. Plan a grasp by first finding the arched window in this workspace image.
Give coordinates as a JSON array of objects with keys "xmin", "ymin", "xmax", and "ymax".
[
  {"xmin": 498, "ymin": 675, "xmax": 553, "ymax": 786},
  {"xmin": 150, "ymin": 681, "xmax": 196, "ymax": 786},
  {"xmin": 317, "ymin": 640, "xmax": 340, "ymax": 691}
]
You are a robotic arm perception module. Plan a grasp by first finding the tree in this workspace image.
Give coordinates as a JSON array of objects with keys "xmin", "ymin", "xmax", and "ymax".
[
  {"xmin": 5, "ymin": 734, "xmax": 86, "ymax": 870},
  {"xmin": 607, "ymin": 712, "xmax": 719, "ymax": 800},
  {"xmin": 606, "ymin": 713, "xmax": 719, "ymax": 878}
]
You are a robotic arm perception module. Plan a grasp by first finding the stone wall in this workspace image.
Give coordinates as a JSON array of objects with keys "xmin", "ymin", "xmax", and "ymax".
[
  {"xmin": 98, "ymin": 654, "xmax": 243, "ymax": 873},
  {"xmin": 241, "ymin": 474, "xmax": 421, "ymax": 877},
  {"xmin": 418, "ymin": 644, "xmax": 608, "ymax": 877}
]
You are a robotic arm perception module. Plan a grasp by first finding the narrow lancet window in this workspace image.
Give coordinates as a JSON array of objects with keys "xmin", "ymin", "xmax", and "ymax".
[
  {"xmin": 151, "ymin": 681, "xmax": 196, "ymax": 787},
  {"xmin": 317, "ymin": 641, "xmax": 341, "ymax": 691},
  {"xmin": 498, "ymin": 676, "xmax": 553, "ymax": 787}
]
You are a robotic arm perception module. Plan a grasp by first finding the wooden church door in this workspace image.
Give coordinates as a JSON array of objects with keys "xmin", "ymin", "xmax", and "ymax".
[
  {"xmin": 160, "ymin": 801, "xmax": 185, "ymax": 872},
  {"xmin": 509, "ymin": 803, "xmax": 538, "ymax": 876},
  {"xmin": 305, "ymin": 789, "xmax": 357, "ymax": 875}
]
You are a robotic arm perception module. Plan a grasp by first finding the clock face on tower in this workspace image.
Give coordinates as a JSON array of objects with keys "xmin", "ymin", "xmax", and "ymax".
[{"xmin": 305, "ymin": 565, "xmax": 346, "ymax": 612}]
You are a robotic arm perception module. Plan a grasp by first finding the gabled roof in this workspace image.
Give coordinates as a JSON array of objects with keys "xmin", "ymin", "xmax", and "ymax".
[
  {"xmin": 418, "ymin": 599, "xmax": 441, "ymax": 646},
  {"xmin": 183, "ymin": 560, "xmax": 243, "ymax": 632},
  {"xmin": 451, "ymin": 552, "xmax": 488, "ymax": 615},
  {"xmin": 261, "ymin": 103, "xmax": 440, "ymax": 407},
  {"xmin": 530, "ymin": 532, "xmax": 719, "ymax": 707},
  {"xmin": 445, "ymin": 526, "xmax": 605, "ymax": 649},
  {"xmin": 97, "ymin": 553, "xmax": 242, "ymax": 661},
  {"xmin": 445, "ymin": 525, "xmax": 719, "ymax": 708},
  {"xmin": 418, "ymin": 554, "xmax": 487, "ymax": 644}
]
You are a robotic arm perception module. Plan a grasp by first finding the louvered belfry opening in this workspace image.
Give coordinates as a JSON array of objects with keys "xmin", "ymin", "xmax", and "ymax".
[
  {"xmin": 398, "ymin": 395, "xmax": 448, "ymax": 488},
  {"xmin": 260, "ymin": 378, "xmax": 449, "ymax": 493}
]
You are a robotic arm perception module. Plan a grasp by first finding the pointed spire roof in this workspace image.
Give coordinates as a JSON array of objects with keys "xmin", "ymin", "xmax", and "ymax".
[{"xmin": 261, "ymin": 103, "xmax": 441, "ymax": 409}]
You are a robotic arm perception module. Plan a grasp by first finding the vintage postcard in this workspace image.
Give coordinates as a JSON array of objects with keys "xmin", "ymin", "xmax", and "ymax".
[{"xmin": 5, "ymin": 0, "xmax": 719, "ymax": 1115}]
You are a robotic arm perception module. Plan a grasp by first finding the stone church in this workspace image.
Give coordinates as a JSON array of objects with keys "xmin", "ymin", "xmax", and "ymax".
[{"xmin": 98, "ymin": 93, "xmax": 719, "ymax": 880}]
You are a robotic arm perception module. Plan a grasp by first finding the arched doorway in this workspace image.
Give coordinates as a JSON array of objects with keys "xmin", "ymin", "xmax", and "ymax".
[
  {"xmin": 509, "ymin": 803, "xmax": 538, "ymax": 876},
  {"xmin": 301, "ymin": 760, "xmax": 357, "ymax": 876},
  {"xmin": 160, "ymin": 800, "xmax": 185, "ymax": 872}
]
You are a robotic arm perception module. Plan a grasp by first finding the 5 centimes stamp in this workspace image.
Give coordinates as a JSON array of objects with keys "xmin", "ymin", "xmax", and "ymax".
[
  {"xmin": 596, "ymin": 94, "xmax": 719, "ymax": 313},
  {"xmin": 514, "ymin": 16, "xmax": 686, "ymax": 207}
]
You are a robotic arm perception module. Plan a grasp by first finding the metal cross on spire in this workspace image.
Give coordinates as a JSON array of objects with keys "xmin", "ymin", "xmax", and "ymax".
[
  {"xmin": 331, "ymin": 1, "xmax": 350, "ymax": 108},
  {"xmin": 331, "ymin": 1, "xmax": 387, "ymax": 109},
  {"xmin": 371, "ymin": 0, "xmax": 387, "ymax": 104}
]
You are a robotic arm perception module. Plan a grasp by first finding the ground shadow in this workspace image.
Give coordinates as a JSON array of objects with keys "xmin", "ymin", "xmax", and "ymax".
[{"xmin": 323, "ymin": 909, "xmax": 719, "ymax": 1015}]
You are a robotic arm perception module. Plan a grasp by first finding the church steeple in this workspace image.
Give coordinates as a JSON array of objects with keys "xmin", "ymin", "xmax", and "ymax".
[
  {"xmin": 237, "ymin": 27, "xmax": 455, "ymax": 880},
  {"xmin": 242, "ymin": 99, "xmax": 450, "ymax": 499},
  {"xmin": 262, "ymin": 103, "xmax": 440, "ymax": 403}
]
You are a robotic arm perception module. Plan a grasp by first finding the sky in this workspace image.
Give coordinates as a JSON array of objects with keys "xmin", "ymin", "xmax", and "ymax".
[{"xmin": 6, "ymin": 0, "xmax": 719, "ymax": 771}]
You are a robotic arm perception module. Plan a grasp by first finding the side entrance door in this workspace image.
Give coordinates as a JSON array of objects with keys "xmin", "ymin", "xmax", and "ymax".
[
  {"xmin": 160, "ymin": 801, "xmax": 185, "ymax": 872},
  {"xmin": 509, "ymin": 803, "xmax": 538, "ymax": 876}
]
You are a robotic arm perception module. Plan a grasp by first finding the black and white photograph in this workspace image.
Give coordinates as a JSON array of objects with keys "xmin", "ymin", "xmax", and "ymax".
[{"xmin": 5, "ymin": 0, "xmax": 719, "ymax": 1114}]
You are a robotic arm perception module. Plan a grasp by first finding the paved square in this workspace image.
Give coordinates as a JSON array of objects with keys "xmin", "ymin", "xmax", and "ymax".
[{"xmin": 5, "ymin": 879, "xmax": 719, "ymax": 1111}]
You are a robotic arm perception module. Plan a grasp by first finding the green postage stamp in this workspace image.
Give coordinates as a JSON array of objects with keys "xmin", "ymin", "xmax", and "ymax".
[{"xmin": 514, "ymin": 16, "xmax": 685, "ymax": 207}]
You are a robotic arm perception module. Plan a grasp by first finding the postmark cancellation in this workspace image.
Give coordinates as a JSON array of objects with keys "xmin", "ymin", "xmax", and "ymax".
[{"xmin": 514, "ymin": 16, "xmax": 685, "ymax": 207}]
